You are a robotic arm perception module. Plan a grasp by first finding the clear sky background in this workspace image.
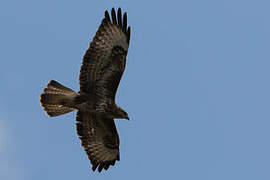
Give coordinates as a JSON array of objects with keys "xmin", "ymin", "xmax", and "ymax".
[{"xmin": 0, "ymin": 0, "xmax": 270, "ymax": 179}]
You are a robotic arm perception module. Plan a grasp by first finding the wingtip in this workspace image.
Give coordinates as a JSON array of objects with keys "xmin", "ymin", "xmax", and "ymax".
[
  {"xmin": 104, "ymin": 7, "xmax": 130, "ymax": 45},
  {"xmin": 104, "ymin": 163, "xmax": 110, "ymax": 170},
  {"xmin": 98, "ymin": 163, "xmax": 105, "ymax": 172},
  {"xmin": 110, "ymin": 160, "xmax": 116, "ymax": 166},
  {"xmin": 127, "ymin": 26, "xmax": 131, "ymax": 44},
  {"xmin": 123, "ymin": 12, "xmax": 127, "ymax": 33},
  {"xmin": 111, "ymin": 8, "xmax": 117, "ymax": 25},
  {"xmin": 92, "ymin": 164, "xmax": 98, "ymax": 172},
  {"xmin": 117, "ymin": 8, "xmax": 122, "ymax": 27},
  {"xmin": 104, "ymin": 10, "xmax": 111, "ymax": 22}
]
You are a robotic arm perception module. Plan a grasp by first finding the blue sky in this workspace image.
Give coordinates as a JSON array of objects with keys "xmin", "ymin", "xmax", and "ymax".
[{"xmin": 1, "ymin": 0, "xmax": 270, "ymax": 179}]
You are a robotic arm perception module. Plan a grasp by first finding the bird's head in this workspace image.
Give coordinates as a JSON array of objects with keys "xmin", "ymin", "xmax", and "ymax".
[{"xmin": 114, "ymin": 105, "xmax": 129, "ymax": 120}]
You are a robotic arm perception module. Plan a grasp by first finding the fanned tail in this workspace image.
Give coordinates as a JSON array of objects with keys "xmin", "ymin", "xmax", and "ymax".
[{"xmin": 40, "ymin": 80, "xmax": 77, "ymax": 117}]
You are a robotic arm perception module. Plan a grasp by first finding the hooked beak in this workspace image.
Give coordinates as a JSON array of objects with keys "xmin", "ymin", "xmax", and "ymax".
[{"xmin": 126, "ymin": 116, "xmax": 130, "ymax": 120}]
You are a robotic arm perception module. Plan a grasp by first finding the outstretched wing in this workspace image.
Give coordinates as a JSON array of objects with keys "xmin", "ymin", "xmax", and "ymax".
[
  {"xmin": 76, "ymin": 111, "xmax": 120, "ymax": 172},
  {"xmin": 79, "ymin": 8, "xmax": 131, "ymax": 101}
]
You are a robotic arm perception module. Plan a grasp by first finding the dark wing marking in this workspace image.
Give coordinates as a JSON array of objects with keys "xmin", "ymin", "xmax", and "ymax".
[
  {"xmin": 117, "ymin": 8, "xmax": 122, "ymax": 27},
  {"xmin": 79, "ymin": 8, "xmax": 131, "ymax": 98},
  {"xmin": 76, "ymin": 111, "xmax": 120, "ymax": 172}
]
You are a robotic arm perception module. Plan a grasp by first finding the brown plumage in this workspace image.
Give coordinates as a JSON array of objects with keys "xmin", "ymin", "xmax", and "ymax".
[{"xmin": 40, "ymin": 8, "xmax": 131, "ymax": 172}]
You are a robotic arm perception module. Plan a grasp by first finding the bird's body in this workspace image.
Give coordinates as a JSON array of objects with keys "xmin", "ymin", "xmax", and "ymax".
[{"xmin": 40, "ymin": 8, "xmax": 131, "ymax": 172}]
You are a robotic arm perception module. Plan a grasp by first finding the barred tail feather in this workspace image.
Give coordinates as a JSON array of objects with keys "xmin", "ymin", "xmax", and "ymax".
[
  {"xmin": 42, "ymin": 104, "xmax": 74, "ymax": 117},
  {"xmin": 40, "ymin": 80, "xmax": 77, "ymax": 117}
]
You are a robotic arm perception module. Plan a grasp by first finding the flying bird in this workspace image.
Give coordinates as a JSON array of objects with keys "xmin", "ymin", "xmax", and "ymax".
[{"xmin": 40, "ymin": 8, "xmax": 131, "ymax": 172}]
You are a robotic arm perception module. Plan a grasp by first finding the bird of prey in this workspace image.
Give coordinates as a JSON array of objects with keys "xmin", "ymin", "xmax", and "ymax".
[{"xmin": 40, "ymin": 8, "xmax": 131, "ymax": 172}]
